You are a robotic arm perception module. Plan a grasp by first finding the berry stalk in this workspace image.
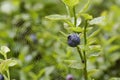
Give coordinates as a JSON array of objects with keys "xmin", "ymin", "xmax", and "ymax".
[{"xmin": 83, "ymin": 20, "xmax": 88, "ymax": 80}]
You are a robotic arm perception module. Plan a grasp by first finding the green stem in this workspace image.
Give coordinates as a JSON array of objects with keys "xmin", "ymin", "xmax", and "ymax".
[
  {"xmin": 7, "ymin": 70, "xmax": 10, "ymax": 80},
  {"xmin": 4, "ymin": 54, "xmax": 10, "ymax": 80},
  {"xmin": 76, "ymin": 46, "xmax": 84, "ymax": 63},
  {"xmin": 83, "ymin": 20, "xmax": 88, "ymax": 80},
  {"xmin": 73, "ymin": 6, "xmax": 77, "ymax": 27}
]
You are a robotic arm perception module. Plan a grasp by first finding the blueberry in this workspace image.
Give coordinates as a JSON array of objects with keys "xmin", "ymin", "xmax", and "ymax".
[
  {"xmin": 67, "ymin": 33, "xmax": 80, "ymax": 47},
  {"xmin": 0, "ymin": 74, "xmax": 4, "ymax": 80},
  {"xmin": 66, "ymin": 74, "xmax": 74, "ymax": 80}
]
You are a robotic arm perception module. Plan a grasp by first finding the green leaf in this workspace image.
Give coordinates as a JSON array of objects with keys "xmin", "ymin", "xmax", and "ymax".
[
  {"xmin": 0, "ymin": 46, "xmax": 10, "ymax": 55},
  {"xmin": 88, "ymin": 29, "xmax": 101, "ymax": 39},
  {"xmin": 89, "ymin": 16, "xmax": 105, "ymax": 25},
  {"xmin": 8, "ymin": 59, "xmax": 17, "ymax": 67},
  {"xmin": 88, "ymin": 45, "xmax": 101, "ymax": 51},
  {"xmin": 107, "ymin": 36, "xmax": 118, "ymax": 45},
  {"xmin": 64, "ymin": 20, "xmax": 75, "ymax": 27},
  {"xmin": 108, "ymin": 45, "xmax": 120, "ymax": 53},
  {"xmin": 62, "ymin": 0, "xmax": 80, "ymax": 7},
  {"xmin": 88, "ymin": 52, "xmax": 100, "ymax": 59},
  {"xmin": 81, "ymin": 13, "xmax": 93, "ymax": 20},
  {"xmin": 37, "ymin": 69, "xmax": 45, "ymax": 79},
  {"xmin": 77, "ymin": 0, "xmax": 90, "ymax": 17},
  {"xmin": 59, "ymin": 31, "xmax": 67, "ymax": 37},
  {"xmin": 0, "ymin": 59, "xmax": 17, "ymax": 73},
  {"xmin": 45, "ymin": 14, "xmax": 69, "ymax": 20},
  {"xmin": 88, "ymin": 69, "xmax": 99, "ymax": 76},
  {"xmin": 87, "ymin": 38, "xmax": 97, "ymax": 45},
  {"xmin": 69, "ymin": 27, "xmax": 83, "ymax": 33},
  {"xmin": 64, "ymin": 60, "xmax": 84, "ymax": 69}
]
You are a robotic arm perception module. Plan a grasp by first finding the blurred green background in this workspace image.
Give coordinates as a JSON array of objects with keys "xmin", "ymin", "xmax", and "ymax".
[{"xmin": 0, "ymin": 0, "xmax": 120, "ymax": 80}]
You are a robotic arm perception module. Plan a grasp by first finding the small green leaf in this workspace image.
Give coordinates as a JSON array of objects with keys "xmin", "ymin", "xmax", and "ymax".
[
  {"xmin": 88, "ymin": 29, "xmax": 101, "ymax": 39},
  {"xmin": 87, "ymin": 38, "xmax": 97, "ymax": 45},
  {"xmin": 64, "ymin": 20, "xmax": 75, "ymax": 27},
  {"xmin": 59, "ymin": 31, "xmax": 67, "ymax": 37},
  {"xmin": 107, "ymin": 36, "xmax": 118, "ymax": 45},
  {"xmin": 45, "ymin": 14, "xmax": 69, "ymax": 20},
  {"xmin": 0, "ymin": 59, "xmax": 17, "ymax": 72},
  {"xmin": 62, "ymin": 0, "xmax": 80, "ymax": 7},
  {"xmin": 108, "ymin": 45, "xmax": 120, "ymax": 53},
  {"xmin": 0, "ymin": 46, "xmax": 10, "ymax": 54},
  {"xmin": 8, "ymin": 59, "xmax": 18, "ymax": 67},
  {"xmin": 69, "ymin": 27, "xmax": 83, "ymax": 33},
  {"xmin": 88, "ymin": 52, "xmax": 100, "ymax": 59},
  {"xmin": 77, "ymin": 0, "xmax": 90, "ymax": 17},
  {"xmin": 89, "ymin": 16, "xmax": 105, "ymax": 25},
  {"xmin": 88, "ymin": 45, "xmax": 101, "ymax": 51},
  {"xmin": 86, "ymin": 27, "xmax": 93, "ymax": 31},
  {"xmin": 88, "ymin": 69, "xmax": 99, "ymax": 76},
  {"xmin": 81, "ymin": 13, "xmax": 93, "ymax": 20},
  {"xmin": 64, "ymin": 60, "xmax": 84, "ymax": 69}
]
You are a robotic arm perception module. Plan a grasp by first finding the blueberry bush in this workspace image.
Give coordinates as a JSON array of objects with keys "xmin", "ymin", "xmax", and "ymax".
[{"xmin": 0, "ymin": 0, "xmax": 120, "ymax": 80}]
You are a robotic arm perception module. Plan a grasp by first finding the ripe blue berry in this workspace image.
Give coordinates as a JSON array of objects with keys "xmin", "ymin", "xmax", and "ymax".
[
  {"xmin": 0, "ymin": 74, "xmax": 4, "ymax": 80},
  {"xmin": 66, "ymin": 74, "xmax": 74, "ymax": 80},
  {"xmin": 67, "ymin": 33, "xmax": 80, "ymax": 47}
]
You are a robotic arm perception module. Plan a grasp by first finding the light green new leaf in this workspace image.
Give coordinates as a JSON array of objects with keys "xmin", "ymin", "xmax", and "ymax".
[
  {"xmin": 89, "ymin": 16, "xmax": 105, "ymax": 25},
  {"xmin": 8, "ymin": 59, "xmax": 18, "ymax": 67},
  {"xmin": 45, "ymin": 14, "xmax": 69, "ymax": 20},
  {"xmin": 64, "ymin": 60, "xmax": 84, "ymax": 69},
  {"xmin": 0, "ymin": 46, "xmax": 10, "ymax": 55},
  {"xmin": 62, "ymin": 0, "xmax": 80, "ymax": 7}
]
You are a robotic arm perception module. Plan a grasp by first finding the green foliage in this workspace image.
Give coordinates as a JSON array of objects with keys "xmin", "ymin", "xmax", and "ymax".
[
  {"xmin": 62, "ymin": 0, "xmax": 80, "ymax": 7},
  {"xmin": 45, "ymin": 14, "xmax": 69, "ymax": 20},
  {"xmin": 0, "ymin": 46, "xmax": 17, "ymax": 80},
  {"xmin": 0, "ymin": 0, "xmax": 120, "ymax": 80},
  {"xmin": 89, "ymin": 16, "xmax": 105, "ymax": 25}
]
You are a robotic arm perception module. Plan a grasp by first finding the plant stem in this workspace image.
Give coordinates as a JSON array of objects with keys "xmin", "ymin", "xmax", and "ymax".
[
  {"xmin": 73, "ymin": 6, "xmax": 77, "ymax": 26},
  {"xmin": 83, "ymin": 20, "xmax": 88, "ymax": 80},
  {"xmin": 4, "ymin": 54, "xmax": 10, "ymax": 80},
  {"xmin": 76, "ymin": 46, "xmax": 84, "ymax": 63}
]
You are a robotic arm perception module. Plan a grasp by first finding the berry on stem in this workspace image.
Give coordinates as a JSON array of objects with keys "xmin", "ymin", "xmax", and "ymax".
[{"xmin": 67, "ymin": 33, "xmax": 80, "ymax": 47}]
